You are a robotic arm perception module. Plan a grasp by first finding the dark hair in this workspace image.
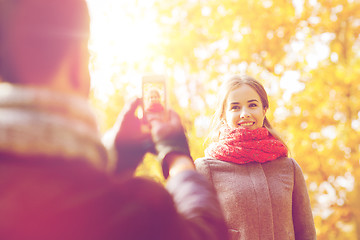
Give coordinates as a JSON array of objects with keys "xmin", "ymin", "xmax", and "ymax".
[
  {"xmin": 0, "ymin": 0, "xmax": 90, "ymax": 84},
  {"xmin": 207, "ymin": 74, "xmax": 288, "ymax": 152}
]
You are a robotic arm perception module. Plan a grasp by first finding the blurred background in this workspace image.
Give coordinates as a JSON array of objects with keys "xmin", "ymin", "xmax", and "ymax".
[{"xmin": 86, "ymin": 0, "xmax": 360, "ymax": 239}]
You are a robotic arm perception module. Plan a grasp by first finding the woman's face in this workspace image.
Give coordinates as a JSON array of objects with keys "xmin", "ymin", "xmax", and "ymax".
[
  {"xmin": 148, "ymin": 90, "xmax": 161, "ymax": 104},
  {"xmin": 224, "ymin": 84, "xmax": 267, "ymax": 130}
]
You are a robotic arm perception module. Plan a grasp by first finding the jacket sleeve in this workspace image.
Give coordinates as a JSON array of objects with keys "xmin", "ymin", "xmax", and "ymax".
[
  {"xmin": 194, "ymin": 157, "xmax": 214, "ymax": 184},
  {"xmin": 291, "ymin": 159, "xmax": 317, "ymax": 239},
  {"xmin": 166, "ymin": 170, "xmax": 229, "ymax": 240}
]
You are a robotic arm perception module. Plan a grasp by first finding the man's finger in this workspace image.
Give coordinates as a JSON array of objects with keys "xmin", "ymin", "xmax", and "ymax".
[
  {"xmin": 124, "ymin": 98, "xmax": 142, "ymax": 115},
  {"xmin": 167, "ymin": 109, "xmax": 182, "ymax": 126},
  {"xmin": 116, "ymin": 98, "xmax": 141, "ymax": 124}
]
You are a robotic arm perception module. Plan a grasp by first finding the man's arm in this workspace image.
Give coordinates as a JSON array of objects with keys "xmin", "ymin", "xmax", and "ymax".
[
  {"xmin": 150, "ymin": 112, "xmax": 228, "ymax": 240},
  {"xmin": 166, "ymin": 162, "xmax": 229, "ymax": 240}
]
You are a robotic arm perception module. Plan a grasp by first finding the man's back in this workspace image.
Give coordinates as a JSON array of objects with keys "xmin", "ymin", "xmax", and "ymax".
[
  {"xmin": 0, "ymin": 155, "xmax": 185, "ymax": 240},
  {"xmin": 0, "ymin": 1, "xmax": 228, "ymax": 239}
]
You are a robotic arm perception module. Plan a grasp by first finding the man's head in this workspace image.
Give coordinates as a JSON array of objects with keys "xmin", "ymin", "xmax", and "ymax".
[{"xmin": 0, "ymin": 0, "xmax": 91, "ymax": 97}]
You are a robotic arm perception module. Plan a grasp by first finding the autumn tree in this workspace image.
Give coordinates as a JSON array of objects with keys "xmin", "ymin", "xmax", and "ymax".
[{"xmin": 88, "ymin": 0, "xmax": 360, "ymax": 238}]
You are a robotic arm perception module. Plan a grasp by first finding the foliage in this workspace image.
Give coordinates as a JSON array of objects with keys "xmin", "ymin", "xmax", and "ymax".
[{"xmin": 88, "ymin": 0, "xmax": 360, "ymax": 239}]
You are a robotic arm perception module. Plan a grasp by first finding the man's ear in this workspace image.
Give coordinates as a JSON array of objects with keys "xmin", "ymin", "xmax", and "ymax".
[{"xmin": 69, "ymin": 42, "xmax": 90, "ymax": 97}]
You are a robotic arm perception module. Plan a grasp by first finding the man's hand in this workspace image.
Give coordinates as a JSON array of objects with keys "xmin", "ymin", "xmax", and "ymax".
[
  {"xmin": 112, "ymin": 98, "xmax": 154, "ymax": 174},
  {"xmin": 149, "ymin": 110, "xmax": 194, "ymax": 178}
]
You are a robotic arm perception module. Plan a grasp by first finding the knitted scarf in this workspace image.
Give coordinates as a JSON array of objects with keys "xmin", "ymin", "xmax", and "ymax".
[
  {"xmin": 0, "ymin": 83, "xmax": 108, "ymax": 169},
  {"xmin": 146, "ymin": 102, "xmax": 164, "ymax": 113},
  {"xmin": 205, "ymin": 126, "xmax": 287, "ymax": 164}
]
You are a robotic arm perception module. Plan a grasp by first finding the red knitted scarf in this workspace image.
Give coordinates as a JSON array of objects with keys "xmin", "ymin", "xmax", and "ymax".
[
  {"xmin": 146, "ymin": 103, "xmax": 164, "ymax": 113},
  {"xmin": 205, "ymin": 126, "xmax": 288, "ymax": 164}
]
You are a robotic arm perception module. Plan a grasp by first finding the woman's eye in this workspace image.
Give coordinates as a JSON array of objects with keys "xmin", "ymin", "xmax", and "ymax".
[
  {"xmin": 249, "ymin": 103, "xmax": 257, "ymax": 108},
  {"xmin": 230, "ymin": 105, "xmax": 240, "ymax": 110}
]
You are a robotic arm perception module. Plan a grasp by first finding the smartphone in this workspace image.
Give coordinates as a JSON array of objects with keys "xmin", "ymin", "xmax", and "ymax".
[{"xmin": 142, "ymin": 74, "xmax": 167, "ymax": 121}]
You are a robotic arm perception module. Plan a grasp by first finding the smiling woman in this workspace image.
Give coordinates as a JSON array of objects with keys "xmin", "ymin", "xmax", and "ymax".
[
  {"xmin": 195, "ymin": 74, "xmax": 316, "ymax": 240},
  {"xmin": 85, "ymin": 0, "xmax": 161, "ymax": 101}
]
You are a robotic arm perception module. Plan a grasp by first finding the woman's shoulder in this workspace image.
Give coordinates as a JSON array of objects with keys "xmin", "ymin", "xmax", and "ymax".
[
  {"xmin": 277, "ymin": 157, "xmax": 303, "ymax": 168},
  {"xmin": 195, "ymin": 157, "xmax": 243, "ymax": 174},
  {"xmin": 195, "ymin": 157, "xmax": 304, "ymax": 172},
  {"xmin": 273, "ymin": 156, "xmax": 298, "ymax": 165},
  {"xmin": 196, "ymin": 157, "xmax": 298, "ymax": 166},
  {"xmin": 194, "ymin": 157, "xmax": 231, "ymax": 167},
  {"xmin": 194, "ymin": 157, "xmax": 215, "ymax": 169},
  {"xmin": 272, "ymin": 157, "xmax": 306, "ymax": 177},
  {"xmin": 195, "ymin": 157, "xmax": 224, "ymax": 170},
  {"xmin": 194, "ymin": 157, "xmax": 212, "ymax": 164}
]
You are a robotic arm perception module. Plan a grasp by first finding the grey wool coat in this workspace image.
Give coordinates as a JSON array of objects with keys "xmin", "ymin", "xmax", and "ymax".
[{"xmin": 195, "ymin": 157, "xmax": 316, "ymax": 240}]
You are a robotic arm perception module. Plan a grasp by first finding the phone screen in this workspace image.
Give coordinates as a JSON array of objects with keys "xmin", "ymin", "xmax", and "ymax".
[{"xmin": 142, "ymin": 74, "xmax": 167, "ymax": 120}]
